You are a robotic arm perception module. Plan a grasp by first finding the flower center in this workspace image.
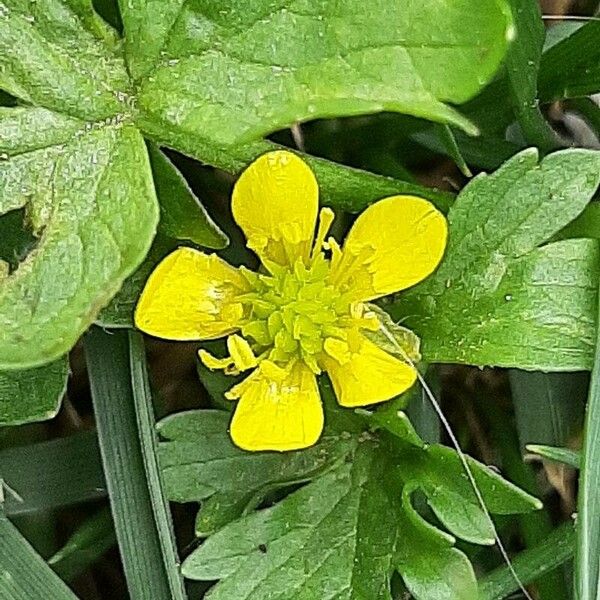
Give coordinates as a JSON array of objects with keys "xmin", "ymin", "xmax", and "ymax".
[
  {"xmin": 239, "ymin": 253, "xmax": 360, "ymax": 373},
  {"xmin": 198, "ymin": 207, "xmax": 378, "ymax": 377}
]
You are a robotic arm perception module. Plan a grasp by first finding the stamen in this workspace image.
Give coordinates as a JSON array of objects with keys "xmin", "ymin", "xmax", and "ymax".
[
  {"xmin": 198, "ymin": 349, "xmax": 234, "ymax": 371},
  {"xmin": 312, "ymin": 208, "xmax": 335, "ymax": 260},
  {"xmin": 227, "ymin": 334, "xmax": 258, "ymax": 371}
]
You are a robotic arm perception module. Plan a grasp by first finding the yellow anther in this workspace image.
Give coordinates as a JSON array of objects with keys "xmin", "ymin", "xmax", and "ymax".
[
  {"xmin": 312, "ymin": 207, "xmax": 335, "ymax": 259},
  {"xmin": 227, "ymin": 334, "xmax": 258, "ymax": 371},
  {"xmin": 198, "ymin": 349, "xmax": 234, "ymax": 371}
]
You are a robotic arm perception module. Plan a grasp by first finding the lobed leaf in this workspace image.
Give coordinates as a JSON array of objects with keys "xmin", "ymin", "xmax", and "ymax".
[
  {"xmin": 130, "ymin": 0, "xmax": 513, "ymax": 145},
  {"xmin": 0, "ymin": 356, "xmax": 69, "ymax": 425},
  {"xmin": 0, "ymin": 0, "xmax": 130, "ymax": 120},
  {"xmin": 182, "ymin": 442, "xmax": 397, "ymax": 600},
  {"xmin": 158, "ymin": 409, "xmax": 355, "ymax": 535},
  {"xmin": 0, "ymin": 110, "xmax": 159, "ymax": 368},
  {"xmin": 393, "ymin": 149, "xmax": 600, "ymax": 370},
  {"xmin": 167, "ymin": 409, "xmax": 540, "ymax": 598},
  {"xmin": 395, "ymin": 487, "xmax": 477, "ymax": 600}
]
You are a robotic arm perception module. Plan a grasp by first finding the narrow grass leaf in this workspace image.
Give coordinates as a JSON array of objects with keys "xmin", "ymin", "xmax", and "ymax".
[
  {"xmin": 479, "ymin": 521, "xmax": 575, "ymax": 600},
  {"xmin": 0, "ymin": 513, "xmax": 79, "ymax": 600},
  {"xmin": 509, "ymin": 370, "xmax": 587, "ymax": 450},
  {"xmin": 128, "ymin": 331, "xmax": 188, "ymax": 600},
  {"xmin": 575, "ymin": 276, "xmax": 600, "ymax": 600},
  {"xmin": 49, "ymin": 506, "xmax": 116, "ymax": 581},
  {"xmin": 0, "ymin": 429, "xmax": 105, "ymax": 516},
  {"xmin": 526, "ymin": 445, "xmax": 581, "ymax": 469},
  {"xmin": 85, "ymin": 327, "xmax": 186, "ymax": 600}
]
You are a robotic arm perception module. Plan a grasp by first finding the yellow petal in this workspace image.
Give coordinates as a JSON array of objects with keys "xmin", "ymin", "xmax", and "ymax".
[
  {"xmin": 322, "ymin": 331, "xmax": 417, "ymax": 407},
  {"xmin": 135, "ymin": 247, "xmax": 250, "ymax": 340},
  {"xmin": 229, "ymin": 362, "xmax": 323, "ymax": 452},
  {"xmin": 331, "ymin": 196, "xmax": 447, "ymax": 301},
  {"xmin": 232, "ymin": 151, "xmax": 318, "ymax": 267}
]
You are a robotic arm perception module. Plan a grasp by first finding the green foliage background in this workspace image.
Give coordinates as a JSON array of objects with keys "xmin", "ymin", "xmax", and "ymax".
[{"xmin": 1, "ymin": 0, "xmax": 600, "ymax": 599}]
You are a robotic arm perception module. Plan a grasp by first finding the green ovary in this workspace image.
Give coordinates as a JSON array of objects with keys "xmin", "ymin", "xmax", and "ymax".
[{"xmin": 239, "ymin": 254, "xmax": 357, "ymax": 373}]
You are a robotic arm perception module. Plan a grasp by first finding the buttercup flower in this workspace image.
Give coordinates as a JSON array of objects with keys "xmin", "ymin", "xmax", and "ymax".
[{"xmin": 135, "ymin": 151, "xmax": 447, "ymax": 451}]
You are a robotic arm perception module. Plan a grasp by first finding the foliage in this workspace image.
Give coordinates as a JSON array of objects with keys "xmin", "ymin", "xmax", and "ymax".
[
  {"xmin": 1, "ymin": 0, "xmax": 600, "ymax": 599},
  {"xmin": 161, "ymin": 404, "xmax": 538, "ymax": 599}
]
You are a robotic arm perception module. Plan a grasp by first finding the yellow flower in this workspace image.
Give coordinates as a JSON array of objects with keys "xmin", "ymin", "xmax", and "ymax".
[{"xmin": 135, "ymin": 151, "xmax": 447, "ymax": 452}]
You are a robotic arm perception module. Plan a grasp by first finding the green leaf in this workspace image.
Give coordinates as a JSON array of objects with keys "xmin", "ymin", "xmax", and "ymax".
[
  {"xmin": 172, "ymin": 408, "xmax": 539, "ymax": 598},
  {"xmin": 0, "ymin": 110, "xmax": 158, "ymax": 368},
  {"xmin": 60, "ymin": 0, "xmax": 120, "ymax": 46},
  {"xmin": 182, "ymin": 442, "xmax": 399, "ymax": 600},
  {"xmin": 0, "ymin": 106, "xmax": 83, "ymax": 155},
  {"xmin": 393, "ymin": 148, "xmax": 600, "ymax": 370},
  {"xmin": 526, "ymin": 444, "xmax": 581, "ymax": 469},
  {"xmin": 389, "ymin": 438, "xmax": 541, "ymax": 545},
  {"xmin": 1, "ymin": 0, "xmax": 456, "ymax": 220},
  {"xmin": 0, "ymin": 430, "xmax": 105, "ymax": 516},
  {"xmin": 130, "ymin": 0, "xmax": 513, "ymax": 145},
  {"xmin": 85, "ymin": 328, "xmax": 187, "ymax": 600},
  {"xmin": 0, "ymin": 356, "xmax": 68, "ymax": 425},
  {"xmin": 147, "ymin": 144, "xmax": 228, "ymax": 249},
  {"xmin": 0, "ymin": 0, "xmax": 131, "ymax": 120},
  {"xmin": 0, "ymin": 513, "xmax": 79, "ymax": 600},
  {"xmin": 158, "ymin": 409, "xmax": 355, "ymax": 535},
  {"xmin": 557, "ymin": 200, "xmax": 600, "ymax": 241},
  {"xmin": 395, "ymin": 488, "xmax": 477, "ymax": 600},
  {"xmin": 504, "ymin": 0, "xmax": 558, "ymax": 150},
  {"xmin": 538, "ymin": 21, "xmax": 600, "ymax": 102}
]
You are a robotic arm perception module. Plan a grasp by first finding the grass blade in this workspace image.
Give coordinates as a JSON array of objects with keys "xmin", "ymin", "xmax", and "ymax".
[
  {"xmin": 0, "ymin": 512, "xmax": 79, "ymax": 600},
  {"xmin": 479, "ymin": 521, "xmax": 575, "ymax": 600},
  {"xmin": 480, "ymin": 394, "xmax": 569, "ymax": 600},
  {"xmin": 0, "ymin": 430, "xmax": 105, "ymax": 516},
  {"xmin": 509, "ymin": 371, "xmax": 587, "ymax": 450},
  {"xmin": 85, "ymin": 327, "xmax": 187, "ymax": 600},
  {"xmin": 576, "ymin": 286, "xmax": 600, "ymax": 600},
  {"xmin": 49, "ymin": 507, "xmax": 116, "ymax": 581},
  {"xmin": 526, "ymin": 444, "xmax": 581, "ymax": 469},
  {"xmin": 128, "ymin": 331, "xmax": 187, "ymax": 599}
]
